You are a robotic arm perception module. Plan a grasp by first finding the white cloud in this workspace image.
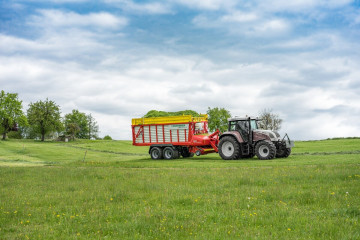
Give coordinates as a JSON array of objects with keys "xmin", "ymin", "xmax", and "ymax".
[
  {"xmin": 103, "ymin": 0, "xmax": 172, "ymax": 14},
  {"xmin": 173, "ymin": 0, "xmax": 237, "ymax": 11},
  {"xmin": 29, "ymin": 9, "xmax": 128, "ymax": 29},
  {"xmin": 257, "ymin": 0, "xmax": 353, "ymax": 13},
  {"xmin": 221, "ymin": 11, "xmax": 258, "ymax": 23}
]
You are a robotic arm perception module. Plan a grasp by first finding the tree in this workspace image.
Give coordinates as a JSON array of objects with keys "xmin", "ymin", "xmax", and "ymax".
[
  {"xmin": 67, "ymin": 123, "xmax": 80, "ymax": 140},
  {"xmin": 207, "ymin": 107, "xmax": 231, "ymax": 133},
  {"xmin": 27, "ymin": 99, "xmax": 63, "ymax": 141},
  {"xmin": 103, "ymin": 135, "xmax": 112, "ymax": 140},
  {"xmin": 258, "ymin": 109, "xmax": 283, "ymax": 131},
  {"xmin": 0, "ymin": 90, "xmax": 27, "ymax": 140},
  {"xmin": 64, "ymin": 110, "xmax": 88, "ymax": 139},
  {"xmin": 87, "ymin": 113, "xmax": 99, "ymax": 139},
  {"xmin": 64, "ymin": 110, "xmax": 99, "ymax": 139}
]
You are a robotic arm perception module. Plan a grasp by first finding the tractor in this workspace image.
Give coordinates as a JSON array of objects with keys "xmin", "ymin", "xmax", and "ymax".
[{"xmin": 218, "ymin": 117, "xmax": 294, "ymax": 160}]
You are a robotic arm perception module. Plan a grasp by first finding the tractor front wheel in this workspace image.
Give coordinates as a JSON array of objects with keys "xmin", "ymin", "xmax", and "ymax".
[
  {"xmin": 219, "ymin": 136, "xmax": 241, "ymax": 160},
  {"xmin": 276, "ymin": 145, "xmax": 291, "ymax": 158},
  {"xmin": 255, "ymin": 140, "xmax": 276, "ymax": 160}
]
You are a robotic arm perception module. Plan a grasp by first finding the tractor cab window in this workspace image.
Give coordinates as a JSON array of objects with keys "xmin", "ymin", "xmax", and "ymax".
[
  {"xmin": 250, "ymin": 120, "xmax": 258, "ymax": 130},
  {"xmin": 236, "ymin": 121, "xmax": 249, "ymax": 142},
  {"xmin": 237, "ymin": 121, "xmax": 249, "ymax": 132},
  {"xmin": 229, "ymin": 121, "xmax": 237, "ymax": 131}
]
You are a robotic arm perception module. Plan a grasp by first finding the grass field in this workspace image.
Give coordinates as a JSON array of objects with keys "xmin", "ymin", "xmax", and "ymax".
[{"xmin": 0, "ymin": 139, "xmax": 359, "ymax": 239}]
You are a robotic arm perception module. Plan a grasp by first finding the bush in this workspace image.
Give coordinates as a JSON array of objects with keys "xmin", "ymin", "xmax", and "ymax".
[
  {"xmin": 7, "ymin": 131, "xmax": 22, "ymax": 139},
  {"xmin": 103, "ymin": 135, "xmax": 112, "ymax": 140}
]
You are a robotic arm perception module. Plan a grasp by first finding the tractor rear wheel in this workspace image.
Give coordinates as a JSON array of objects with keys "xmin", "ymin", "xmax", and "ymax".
[
  {"xmin": 255, "ymin": 140, "xmax": 276, "ymax": 160},
  {"xmin": 219, "ymin": 136, "xmax": 241, "ymax": 160},
  {"xmin": 150, "ymin": 147, "xmax": 163, "ymax": 160}
]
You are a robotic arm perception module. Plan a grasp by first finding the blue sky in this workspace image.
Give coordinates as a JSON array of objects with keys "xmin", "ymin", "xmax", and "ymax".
[{"xmin": 1, "ymin": 0, "xmax": 360, "ymax": 140}]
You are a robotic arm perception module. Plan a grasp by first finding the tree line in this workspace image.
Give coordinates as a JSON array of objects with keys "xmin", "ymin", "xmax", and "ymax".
[
  {"xmin": 143, "ymin": 108, "xmax": 283, "ymax": 133},
  {"xmin": 0, "ymin": 90, "xmax": 99, "ymax": 141}
]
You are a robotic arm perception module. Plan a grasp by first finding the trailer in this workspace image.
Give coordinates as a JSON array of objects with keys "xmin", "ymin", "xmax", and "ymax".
[{"xmin": 131, "ymin": 114, "xmax": 220, "ymax": 159}]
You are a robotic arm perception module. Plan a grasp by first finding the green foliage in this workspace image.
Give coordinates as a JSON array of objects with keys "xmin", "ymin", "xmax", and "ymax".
[
  {"xmin": 0, "ymin": 139, "xmax": 360, "ymax": 239},
  {"xmin": 64, "ymin": 110, "xmax": 88, "ymax": 139},
  {"xmin": 207, "ymin": 107, "xmax": 231, "ymax": 132},
  {"xmin": 87, "ymin": 114, "xmax": 99, "ymax": 139},
  {"xmin": 143, "ymin": 110, "xmax": 201, "ymax": 118},
  {"xmin": 258, "ymin": 108, "xmax": 283, "ymax": 131},
  {"xmin": 7, "ymin": 131, "xmax": 22, "ymax": 139},
  {"xmin": 103, "ymin": 135, "xmax": 112, "ymax": 140},
  {"xmin": 0, "ymin": 90, "xmax": 27, "ymax": 140},
  {"xmin": 27, "ymin": 99, "xmax": 63, "ymax": 141}
]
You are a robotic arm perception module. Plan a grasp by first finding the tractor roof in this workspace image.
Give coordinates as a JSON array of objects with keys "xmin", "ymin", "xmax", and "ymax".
[{"xmin": 228, "ymin": 116, "xmax": 259, "ymax": 121}]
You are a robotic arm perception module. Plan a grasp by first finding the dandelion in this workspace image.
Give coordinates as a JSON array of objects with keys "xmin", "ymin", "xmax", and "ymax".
[
  {"xmin": 77, "ymin": 233, "xmax": 80, "ymax": 236},
  {"xmin": 330, "ymin": 192, "xmax": 335, "ymax": 195},
  {"xmin": 56, "ymin": 215, "xmax": 60, "ymax": 218},
  {"xmin": 110, "ymin": 198, "xmax": 113, "ymax": 201},
  {"xmin": 288, "ymin": 228, "xmax": 291, "ymax": 231}
]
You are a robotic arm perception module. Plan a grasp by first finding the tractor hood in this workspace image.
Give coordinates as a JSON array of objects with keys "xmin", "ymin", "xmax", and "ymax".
[{"xmin": 253, "ymin": 129, "xmax": 280, "ymax": 141}]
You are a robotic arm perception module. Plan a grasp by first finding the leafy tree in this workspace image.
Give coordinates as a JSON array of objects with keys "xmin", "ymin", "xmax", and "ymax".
[
  {"xmin": 0, "ymin": 90, "xmax": 27, "ymax": 140},
  {"xmin": 207, "ymin": 107, "xmax": 231, "ymax": 133},
  {"xmin": 258, "ymin": 108, "xmax": 283, "ymax": 131},
  {"xmin": 67, "ymin": 123, "xmax": 80, "ymax": 140},
  {"xmin": 103, "ymin": 135, "xmax": 112, "ymax": 140},
  {"xmin": 64, "ymin": 110, "xmax": 99, "ymax": 139},
  {"xmin": 27, "ymin": 99, "xmax": 64, "ymax": 141},
  {"xmin": 87, "ymin": 114, "xmax": 99, "ymax": 139},
  {"xmin": 143, "ymin": 110, "xmax": 200, "ymax": 118},
  {"xmin": 64, "ymin": 110, "xmax": 88, "ymax": 139}
]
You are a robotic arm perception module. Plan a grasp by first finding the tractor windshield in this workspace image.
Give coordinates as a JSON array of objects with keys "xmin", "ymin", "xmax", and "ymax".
[{"xmin": 250, "ymin": 120, "xmax": 258, "ymax": 130}]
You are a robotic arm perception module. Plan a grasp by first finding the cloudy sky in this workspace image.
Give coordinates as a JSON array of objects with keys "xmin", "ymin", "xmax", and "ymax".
[{"xmin": 1, "ymin": 0, "xmax": 360, "ymax": 140}]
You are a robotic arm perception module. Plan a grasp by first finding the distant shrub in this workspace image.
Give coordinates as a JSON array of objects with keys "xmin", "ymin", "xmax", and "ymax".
[
  {"xmin": 7, "ymin": 131, "xmax": 22, "ymax": 139},
  {"xmin": 143, "ymin": 110, "xmax": 201, "ymax": 118},
  {"xmin": 103, "ymin": 135, "xmax": 112, "ymax": 140}
]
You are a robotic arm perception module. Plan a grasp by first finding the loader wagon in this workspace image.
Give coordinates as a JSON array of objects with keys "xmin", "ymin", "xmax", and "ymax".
[{"xmin": 131, "ymin": 114, "xmax": 220, "ymax": 159}]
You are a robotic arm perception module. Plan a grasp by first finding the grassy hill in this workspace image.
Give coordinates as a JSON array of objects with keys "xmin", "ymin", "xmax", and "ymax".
[{"xmin": 0, "ymin": 139, "xmax": 359, "ymax": 239}]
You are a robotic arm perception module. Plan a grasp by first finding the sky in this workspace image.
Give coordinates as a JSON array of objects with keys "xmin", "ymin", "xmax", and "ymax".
[{"xmin": 1, "ymin": 0, "xmax": 360, "ymax": 140}]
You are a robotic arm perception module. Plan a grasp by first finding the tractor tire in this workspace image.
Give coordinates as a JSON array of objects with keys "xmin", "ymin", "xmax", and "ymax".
[
  {"xmin": 255, "ymin": 140, "xmax": 276, "ymax": 160},
  {"xmin": 276, "ymin": 145, "xmax": 291, "ymax": 158},
  {"xmin": 219, "ymin": 136, "xmax": 241, "ymax": 160},
  {"xmin": 163, "ymin": 147, "xmax": 179, "ymax": 160},
  {"xmin": 150, "ymin": 147, "xmax": 163, "ymax": 160},
  {"xmin": 181, "ymin": 148, "xmax": 194, "ymax": 158}
]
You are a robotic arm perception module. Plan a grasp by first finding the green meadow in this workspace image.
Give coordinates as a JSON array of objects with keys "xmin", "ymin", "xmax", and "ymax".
[{"xmin": 0, "ymin": 139, "xmax": 359, "ymax": 239}]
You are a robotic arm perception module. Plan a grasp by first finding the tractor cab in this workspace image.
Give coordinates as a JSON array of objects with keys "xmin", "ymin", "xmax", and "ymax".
[{"xmin": 228, "ymin": 117, "xmax": 258, "ymax": 142}]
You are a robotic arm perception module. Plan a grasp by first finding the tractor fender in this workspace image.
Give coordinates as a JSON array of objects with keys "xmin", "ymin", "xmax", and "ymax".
[{"xmin": 219, "ymin": 131, "xmax": 244, "ymax": 143}]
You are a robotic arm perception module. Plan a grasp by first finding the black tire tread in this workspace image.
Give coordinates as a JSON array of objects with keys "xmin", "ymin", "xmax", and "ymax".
[
  {"xmin": 219, "ymin": 136, "xmax": 241, "ymax": 160},
  {"xmin": 255, "ymin": 140, "xmax": 276, "ymax": 160}
]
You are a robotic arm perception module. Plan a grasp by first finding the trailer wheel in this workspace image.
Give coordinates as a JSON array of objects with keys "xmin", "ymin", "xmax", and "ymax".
[
  {"xmin": 255, "ymin": 140, "xmax": 276, "ymax": 160},
  {"xmin": 163, "ymin": 147, "xmax": 178, "ymax": 160},
  {"xmin": 219, "ymin": 136, "xmax": 241, "ymax": 160},
  {"xmin": 150, "ymin": 147, "xmax": 163, "ymax": 160}
]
